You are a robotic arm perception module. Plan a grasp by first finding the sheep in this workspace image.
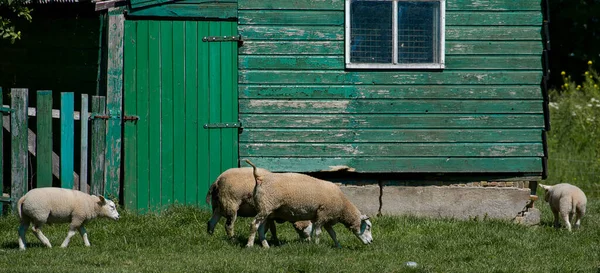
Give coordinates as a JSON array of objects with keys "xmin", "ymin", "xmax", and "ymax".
[
  {"xmin": 17, "ymin": 187, "xmax": 120, "ymax": 250},
  {"xmin": 539, "ymin": 183, "xmax": 587, "ymax": 231},
  {"xmin": 244, "ymin": 159, "xmax": 373, "ymax": 248},
  {"xmin": 205, "ymin": 167, "xmax": 313, "ymax": 242}
]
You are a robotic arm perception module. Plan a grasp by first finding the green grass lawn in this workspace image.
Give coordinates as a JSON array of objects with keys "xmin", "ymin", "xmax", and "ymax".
[{"xmin": 0, "ymin": 200, "xmax": 597, "ymax": 273}]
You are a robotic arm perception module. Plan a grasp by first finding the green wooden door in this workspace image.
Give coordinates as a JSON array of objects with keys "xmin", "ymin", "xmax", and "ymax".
[{"xmin": 123, "ymin": 19, "xmax": 238, "ymax": 212}]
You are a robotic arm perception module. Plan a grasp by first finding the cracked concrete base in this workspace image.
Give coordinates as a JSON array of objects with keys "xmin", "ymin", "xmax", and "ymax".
[{"xmin": 339, "ymin": 184, "xmax": 537, "ymax": 224}]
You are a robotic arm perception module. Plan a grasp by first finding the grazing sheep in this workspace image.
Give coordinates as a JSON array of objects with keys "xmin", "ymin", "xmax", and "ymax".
[
  {"xmin": 206, "ymin": 167, "xmax": 312, "ymax": 242},
  {"xmin": 244, "ymin": 160, "xmax": 373, "ymax": 248},
  {"xmin": 17, "ymin": 187, "xmax": 120, "ymax": 250},
  {"xmin": 539, "ymin": 183, "xmax": 587, "ymax": 231}
]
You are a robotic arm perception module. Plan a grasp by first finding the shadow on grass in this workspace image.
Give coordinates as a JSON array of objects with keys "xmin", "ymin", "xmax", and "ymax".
[{"xmin": 2, "ymin": 241, "xmax": 47, "ymax": 249}]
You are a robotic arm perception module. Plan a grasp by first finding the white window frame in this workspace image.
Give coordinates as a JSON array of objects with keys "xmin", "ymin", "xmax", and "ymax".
[{"xmin": 345, "ymin": 0, "xmax": 445, "ymax": 69}]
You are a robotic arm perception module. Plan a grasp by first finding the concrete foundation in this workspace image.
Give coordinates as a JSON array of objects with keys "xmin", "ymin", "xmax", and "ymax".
[{"xmin": 338, "ymin": 184, "xmax": 538, "ymax": 224}]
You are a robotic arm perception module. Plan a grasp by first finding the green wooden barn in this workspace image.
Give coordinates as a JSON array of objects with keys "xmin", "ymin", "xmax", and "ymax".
[{"xmin": 105, "ymin": 0, "xmax": 550, "ymax": 212}]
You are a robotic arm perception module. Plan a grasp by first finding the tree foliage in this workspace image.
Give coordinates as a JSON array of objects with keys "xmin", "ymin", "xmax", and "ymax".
[{"xmin": 0, "ymin": 0, "xmax": 32, "ymax": 43}]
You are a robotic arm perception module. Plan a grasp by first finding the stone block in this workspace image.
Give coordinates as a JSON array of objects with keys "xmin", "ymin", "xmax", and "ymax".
[{"xmin": 339, "ymin": 184, "xmax": 380, "ymax": 217}]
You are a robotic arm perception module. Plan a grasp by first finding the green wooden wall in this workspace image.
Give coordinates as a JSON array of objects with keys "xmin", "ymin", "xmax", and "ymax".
[{"xmin": 237, "ymin": 0, "xmax": 546, "ymax": 176}]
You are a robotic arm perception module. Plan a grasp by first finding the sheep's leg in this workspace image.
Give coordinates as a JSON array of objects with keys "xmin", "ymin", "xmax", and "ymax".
[
  {"xmin": 324, "ymin": 225, "xmax": 341, "ymax": 248},
  {"xmin": 573, "ymin": 206, "xmax": 586, "ymax": 229},
  {"xmin": 552, "ymin": 209, "xmax": 560, "ymax": 229},
  {"xmin": 258, "ymin": 222, "xmax": 269, "ymax": 248},
  {"xmin": 61, "ymin": 225, "xmax": 79, "ymax": 248},
  {"xmin": 266, "ymin": 219, "xmax": 280, "ymax": 245},
  {"xmin": 32, "ymin": 225, "xmax": 52, "ymax": 248},
  {"xmin": 312, "ymin": 224, "xmax": 323, "ymax": 244},
  {"xmin": 246, "ymin": 217, "xmax": 265, "ymax": 248},
  {"xmin": 18, "ymin": 222, "xmax": 29, "ymax": 250},
  {"xmin": 225, "ymin": 214, "xmax": 237, "ymax": 238},
  {"xmin": 560, "ymin": 212, "xmax": 572, "ymax": 232},
  {"xmin": 79, "ymin": 226, "xmax": 91, "ymax": 247},
  {"xmin": 207, "ymin": 209, "xmax": 222, "ymax": 235}
]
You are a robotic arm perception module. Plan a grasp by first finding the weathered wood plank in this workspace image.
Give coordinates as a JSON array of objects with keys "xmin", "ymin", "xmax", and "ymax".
[
  {"xmin": 90, "ymin": 96, "xmax": 106, "ymax": 197},
  {"xmin": 239, "ymin": 10, "xmax": 344, "ymax": 25},
  {"xmin": 239, "ymin": 85, "xmax": 542, "ymax": 100},
  {"xmin": 36, "ymin": 91, "xmax": 53, "ymax": 188},
  {"xmin": 446, "ymin": 11, "xmax": 542, "ymax": 26},
  {"xmin": 160, "ymin": 21, "xmax": 174, "ymax": 207},
  {"xmin": 241, "ymin": 157, "xmax": 544, "ymax": 173},
  {"xmin": 447, "ymin": 0, "xmax": 541, "ymax": 11},
  {"xmin": 240, "ymin": 114, "xmax": 545, "ymax": 129},
  {"xmin": 105, "ymin": 10, "xmax": 124, "ymax": 200},
  {"xmin": 172, "ymin": 21, "xmax": 186, "ymax": 205},
  {"xmin": 184, "ymin": 21, "xmax": 199, "ymax": 205},
  {"xmin": 60, "ymin": 92, "xmax": 75, "ymax": 189},
  {"xmin": 239, "ymin": 26, "xmax": 343, "ymax": 41},
  {"xmin": 79, "ymin": 94, "xmax": 89, "ymax": 193},
  {"xmin": 238, "ymin": 55, "xmax": 541, "ymax": 70},
  {"xmin": 127, "ymin": 2, "xmax": 237, "ymax": 19},
  {"xmin": 446, "ymin": 26, "xmax": 541, "ymax": 41},
  {"xmin": 148, "ymin": 20, "xmax": 161, "ymax": 210},
  {"xmin": 239, "ymin": 71, "xmax": 543, "ymax": 85},
  {"xmin": 0, "ymin": 104, "xmax": 88, "ymax": 120},
  {"xmin": 11, "ymin": 88, "xmax": 28, "ymax": 212},
  {"xmin": 239, "ymin": 0, "xmax": 344, "ymax": 10},
  {"xmin": 240, "ymin": 99, "xmax": 544, "ymax": 114},
  {"xmin": 238, "ymin": 11, "xmax": 541, "ymax": 26},
  {"xmin": 241, "ymin": 143, "xmax": 544, "ymax": 157},
  {"xmin": 239, "ymin": 41, "xmax": 343, "ymax": 55},
  {"xmin": 239, "ymin": 41, "xmax": 542, "ymax": 56},
  {"xmin": 446, "ymin": 41, "xmax": 543, "ymax": 55},
  {"xmin": 240, "ymin": 129, "xmax": 543, "ymax": 143}
]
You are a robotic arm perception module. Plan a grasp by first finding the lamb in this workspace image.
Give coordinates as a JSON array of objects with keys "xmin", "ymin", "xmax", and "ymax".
[
  {"xmin": 17, "ymin": 187, "xmax": 120, "ymax": 250},
  {"xmin": 244, "ymin": 159, "xmax": 373, "ymax": 248},
  {"xmin": 206, "ymin": 167, "xmax": 313, "ymax": 242},
  {"xmin": 539, "ymin": 183, "xmax": 587, "ymax": 231}
]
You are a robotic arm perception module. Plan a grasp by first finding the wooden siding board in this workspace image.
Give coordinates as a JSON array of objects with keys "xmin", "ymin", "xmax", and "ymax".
[
  {"xmin": 160, "ymin": 21, "xmax": 175, "ymax": 207},
  {"xmin": 238, "ymin": 55, "xmax": 542, "ymax": 70},
  {"xmin": 238, "ymin": 11, "xmax": 541, "ymax": 26},
  {"xmin": 239, "ymin": 26, "xmax": 343, "ymax": 41},
  {"xmin": 128, "ymin": 3, "xmax": 237, "ymax": 19},
  {"xmin": 185, "ymin": 21, "xmax": 200, "ymax": 205},
  {"xmin": 447, "ymin": 0, "xmax": 541, "ymax": 11},
  {"xmin": 208, "ymin": 21, "xmax": 223, "ymax": 190},
  {"xmin": 446, "ymin": 41, "xmax": 543, "ymax": 55},
  {"xmin": 445, "ymin": 26, "xmax": 541, "ymax": 41},
  {"xmin": 36, "ymin": 91, "xmax": 53, "ymax": 188},
  {"xmin": 240, "ymin": 114, "xmax": 545, "ymax": 129},
  {"xmin": 240, "ymin": 129, "xmax": 544, "ymax": 143},
  {"xmin": 240, "ymin": 99, "xmax": 544, "ymax": 114},
  {"xmin": 135, "ymin": 21, "xmax": 150, "ymax": 213},
  {"xmin": 197, "ymin": 21, "xmax": 210, "ymax": 204},
  {"xmin": 239, "ymin": 41, "xmax": 343, "ymax": 55},
  {"xmin": 123, "ymin": 21, "xmax": 138, "ymax": 210},
  {"xmin": 239, "ymin": 71, "xmax": 543, "ymax": 85},
  {"xmin": 239, "ymin": 85, "xmax": 542, "ymax": 99},
  {"xmin": 240, "ymin": 143, "xmax": 544, "ymax": 157},
  {"xmin": 148, "ymin": 20, "xmax": 161, "ymax": 211},
  {"xmin": 173, "ymin": 21, "xmax": 186, "ymax": 205},
  {"xmin": 60, "ymin": 92, "xmax": 75, "ymax": 189},
  {"xmin": 239, "ymin": 0, "xmax": 344, "ymax": 10},
  {"xmin": 240, "ymin": 157, "xmax": 543, "ymax": 173}
]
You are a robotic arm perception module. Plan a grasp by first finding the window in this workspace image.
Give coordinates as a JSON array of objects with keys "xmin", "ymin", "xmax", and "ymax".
[{"xmin": 345, "ymin": 0, "xmax": 445, "ymax": 69}]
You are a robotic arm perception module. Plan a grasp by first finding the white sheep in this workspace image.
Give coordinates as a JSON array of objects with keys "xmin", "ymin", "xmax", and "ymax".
[
  {"xmin": 206, "ymin": 167, "xmax": 312, "ymax": 242},
  {"xmin": 17, "ymin": 187, "xmax": 120, "ymax": 250},
  {"xmin": 244, "ymin": 160, "xmax": 373, "ymax": 248},
  {"xmin": 539, "ymin": 183, "xmax": 587, "ymax": 231}
]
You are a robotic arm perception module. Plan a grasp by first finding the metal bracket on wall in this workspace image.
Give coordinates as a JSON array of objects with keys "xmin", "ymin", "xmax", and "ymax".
[
  {"xmin": 203, "ymin": 121, "xmax": 242, "ymax": 129},
  {"xmin": 0, "ymin": 106, "xmax": 12, "ymax": 115},
  {"xmin": 202, "ymin": 35, "xmax": 242, "ymax": 42}
]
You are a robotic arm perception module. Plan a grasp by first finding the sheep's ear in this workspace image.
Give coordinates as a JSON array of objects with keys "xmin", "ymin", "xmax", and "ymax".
[
  {"xmin": 360, "ymin": 215, "xmax": 370, "ymax": 221},
  {"xmin": 539, "ymin": 184, "xmax": 551, "ymax": 190},
  {"xmin": 98, "ymin": 195, "xmax": 107, "ymax": 204}
]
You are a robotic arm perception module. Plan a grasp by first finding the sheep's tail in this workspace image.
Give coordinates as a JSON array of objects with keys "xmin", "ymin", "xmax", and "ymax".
[
  {"xmin": 17, "ymin": 195, "xmax": 25, "ymax": 219},
  {"xmin": 244, "ymin": 159, "xmax": 263, "ymax": 186},
  {"xmin": 205, "ymin": 181, "xmax": 218, "ymax": 205}
]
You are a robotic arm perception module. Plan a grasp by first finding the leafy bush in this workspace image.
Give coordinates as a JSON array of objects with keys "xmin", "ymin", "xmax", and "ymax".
[{"xmin": 547, "ymin": 60, "xmax": 600, "ymax": 197}]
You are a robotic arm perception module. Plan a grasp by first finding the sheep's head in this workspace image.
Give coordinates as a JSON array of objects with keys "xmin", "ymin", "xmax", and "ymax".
[
  {"xmin": 98, "ymin": 196, "xmax": 120, "ymax": 220},
  {"xmin": 354, "ymin": 215, "xmax": 373, "ymax": 245}
]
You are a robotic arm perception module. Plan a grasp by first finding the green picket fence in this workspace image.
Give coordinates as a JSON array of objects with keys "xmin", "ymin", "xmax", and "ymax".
[{"xmin": 0, "ymin": 88, "xmax": 109, "ymax": 213}]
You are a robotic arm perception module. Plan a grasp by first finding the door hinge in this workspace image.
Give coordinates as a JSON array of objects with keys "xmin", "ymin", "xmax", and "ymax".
[
  {"xmin": 202, "ymin": 35, "xmax": 242, "ymax": 42},
  {"xmin": 203, "ymin": 121, "xmax": 242, "ymax": 129}
]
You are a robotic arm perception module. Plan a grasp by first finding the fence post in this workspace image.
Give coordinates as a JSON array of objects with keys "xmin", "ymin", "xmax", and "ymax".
[
  {"xmin": 60, "ymin": 92, "xmax": 74, "ymax": 189},
  {"xmin": 11, "ymin": 88, "xmax": 29, "ymax": 212},
  {"xmin": 37, "ymin": 91, "xmax": 53, "ymax": 188},
  {"xmin": 105, "ymin": 8, "xmax": 125, "ymax": 200},
  {"xmin": 80, "ymin": 95, "xmax": 89, "ymax": 193},
  {"xmin": 90, "ymin": 96, "xmax": 106, "ymax": 196}
]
